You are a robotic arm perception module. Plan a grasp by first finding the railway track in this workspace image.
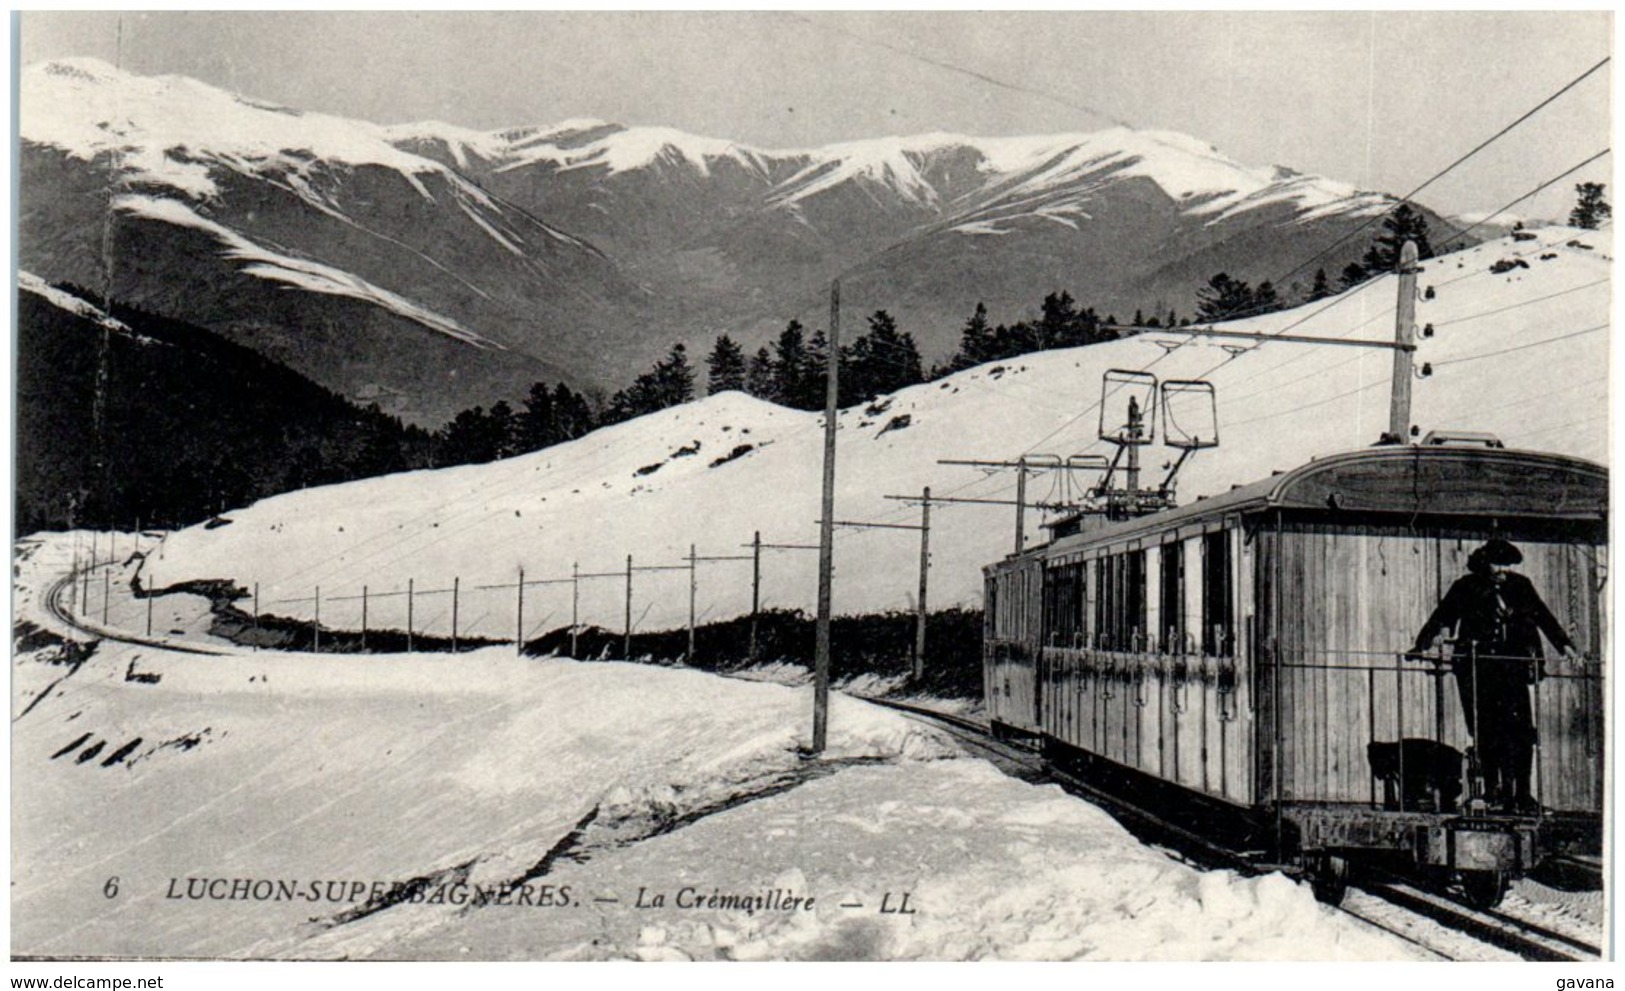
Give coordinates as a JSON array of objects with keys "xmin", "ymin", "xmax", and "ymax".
[
  {"xmin": 43, "ymin": 563, "xmax": 230, "ymax": 658},
  {"xmin": 860, "ymin": 695, "xmax": 1603, "ymax": 962}
]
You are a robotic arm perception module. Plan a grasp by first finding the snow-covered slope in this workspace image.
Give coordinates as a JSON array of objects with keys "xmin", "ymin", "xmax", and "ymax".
[
  {"xmin": 146, "ymin": 227, "xmax": 1610, "ymax": 643},
  {"xmin": 13, "ymin": 535, "xmax": 1426, "ymax": 961}
]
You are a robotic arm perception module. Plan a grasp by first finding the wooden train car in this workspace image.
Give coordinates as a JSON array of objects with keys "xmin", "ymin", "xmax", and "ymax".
[{"xmin": 983, "ymin": 445, "xmax": 1606, "ymax": 906}]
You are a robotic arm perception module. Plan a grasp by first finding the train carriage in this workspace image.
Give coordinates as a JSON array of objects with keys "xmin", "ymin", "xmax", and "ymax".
[{"xmin": 984, "ymin": 444, "xmax": 1606, "ymax": 906}]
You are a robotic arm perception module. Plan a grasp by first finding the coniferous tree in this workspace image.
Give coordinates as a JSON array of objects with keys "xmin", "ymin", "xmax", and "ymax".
[
  {"xmin": 1308, "ymin": 268, "xmax": 1333, "ymax": 301},
  {"xmin": 488, "ymin": 400, "xmax": 521, "ymax": 459},
  {"xmin": 1340, "ymin": 262, "xmax": 1369, "ymax": 290},
  {"xmin": 1362, "ymin": 203, "xmax": 1434, "ymax": 272},
  {"xmin": 951, "ymin": 301, "xmax": 994, "ymax": 370},
  {"xmin": 705, "ymin": 333, "xmax": 747, "ymax": 395},
  {"xmin": 1252, "ymin": 282, "xmax": 1281, "ymax": 314},
  {"xmin": 807, "ymin": 327, "xmax": 838, "ymax": 407},
  {"xmin": 604, "ymin": 342, "xmax": 696, "ymax": 424},
  {"xmin": 439, "ymin": 406, "xmax": 505, "ymax": 465},
  {"xmin": 771, "ymin": 320, "xmax": 817, "ymax": 410},
  {"xmin": 518, "ymin": 381, "xmax": 557, "ymax": 451},
  {"xmin": 1570, "ymin": 182, "xmax": 1611, "ymax": 229},
  {"xmin": 1196, "ymin": 273, "xmax": 1256, "ymax": 322},
  {"xmin": 745, "ymin": 346, "xmax": 776, "ymax": 401},
  {"xmin": 1038, "ymin": 290, "xmax": 1079, "ymax": 348},
  {"xmin": 552, "ymin": 385, "xmax": 595, "ymax": 442}
]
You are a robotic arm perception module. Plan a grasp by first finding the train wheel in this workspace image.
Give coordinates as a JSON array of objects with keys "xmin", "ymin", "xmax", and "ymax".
[
  {"xmin": 1458, "ymin": 870, "xmax": 1510, "ymax": 910},
  {"xmin": 1308, "ymin": 854, "xmax": 1350, "ymax": 906}
]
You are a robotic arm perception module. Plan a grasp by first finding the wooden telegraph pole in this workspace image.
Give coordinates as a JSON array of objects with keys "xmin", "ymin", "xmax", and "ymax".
[
  {"xmin": 1386, "ymin": 240, "xmax": 1421, "ymax": 444},
  {"xmin": 915, "ymin": 487, "xmax": 930, "ymax": 681},
  {"xmin": 937, "ymin": 456, "xmax": 1104, "ymax": 555},
  {"xmin": 684, "ymin": 545, "xmax": 753, "ymax": 663},
  {"xmin": 813, "ymin": 280, "xmax": 840, "ymax": 755},
  {"xmin": 874, "ymin": 487, "xmax": 938, "ymax": 681},
  {"xmin": 744, "ymin": 534, "xmax": 821, "ymax": 661},
  {"xmin": 751, "ymin": 532, "xmax": 762, "ymax": 659},
  {"xmin": 624, "ymin": 554, "xmax": 634, "ymax": 660}
]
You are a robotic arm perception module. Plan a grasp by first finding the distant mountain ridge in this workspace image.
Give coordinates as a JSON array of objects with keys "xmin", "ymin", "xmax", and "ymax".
[{"xmin": 19, "ymin": 57, "xmax": 1463, "ymax": 423}]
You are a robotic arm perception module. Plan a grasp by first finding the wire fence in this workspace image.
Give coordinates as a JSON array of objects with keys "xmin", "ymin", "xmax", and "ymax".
[{"xmin": 117, "ymin": 532, "xmax": 834, "ymax": 661}]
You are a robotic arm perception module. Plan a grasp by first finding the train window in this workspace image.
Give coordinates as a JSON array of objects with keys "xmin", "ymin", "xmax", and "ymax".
[
  {"xmin": 1043, "ymin": 561, "xmax": 1085, "ymax": 645},
  {"xmin": 1201, "ymin": 530, "xmax": 1233, "ymax": 655},
  {"xmin": 1093, "ymin": 551, "xmax": 1145, "ymax": 649},
  {"xmin": 1159, "ymin": 542, "xmax": 1184, "ymax": 651}
]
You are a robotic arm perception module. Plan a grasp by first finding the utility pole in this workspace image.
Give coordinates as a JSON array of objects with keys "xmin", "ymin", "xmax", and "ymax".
[
  {"xmin": 744, "ymin": 536, "xmax": 822, "ymax": 662},
  {"xmin": 751, "ymin": 532, "xmax": 762, "ymax": 660},
  {"xmin": 571, "ymin": 562, "xmax": 580, "ymax": 659},
  {"xmin": 620, "ymin": 558, "xmax": 688, "ymax": 660},
  {"xmin": 814, "ymin": 280, "xmax": 840, "ymax": 755},
  {"xmin": 875, "ymin": 488, "xmax": 937, "ymax": 681},
  {"xmin": 939, "ymin": 455, "xmax": 1105, "ymax": 555},
  {"xmin": 683, "ymin": 546, "xmax": 753, "ymax": 663},
  {"xmin": 516, "ymin": 567, "xmax": 525, "ymax": 656},
  {"xmin": 916, "ymin": 487, "xmax": 930, "ymax": 681},
  {"xmin": 1385, "ymin": 240, "xmax": 1421, "ymax": 444},
  {"xmin": 1014, "ymin": 458, "xmax": 1027, "ymax": 555}
]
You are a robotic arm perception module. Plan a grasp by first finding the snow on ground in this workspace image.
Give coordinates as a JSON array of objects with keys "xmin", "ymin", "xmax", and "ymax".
[
  {"xmin": 142, "ymin": 228, "xmax": 1610, "ymax": 646},
  {"xmin": 386, "ymin": 760, "xmax": 1420, "ymax": 962},
  {"xmin": 13, "ymin": 534, "xmax": 1422, "ymax": 961}
]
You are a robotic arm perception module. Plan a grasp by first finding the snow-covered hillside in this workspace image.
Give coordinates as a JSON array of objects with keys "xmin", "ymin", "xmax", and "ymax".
[
  {"xmin": 13, "ymin": 533, "xmax": 1425, "ymax": 960},
  {"xmin": 144, "ymin": 227, "xmax": 1610, "ymax": 644}
]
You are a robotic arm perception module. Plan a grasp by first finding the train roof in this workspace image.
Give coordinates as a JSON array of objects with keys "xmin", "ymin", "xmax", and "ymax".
[{"xmin": 1041, "ymin": 446, "xmax": 1607, "ymax": 555}]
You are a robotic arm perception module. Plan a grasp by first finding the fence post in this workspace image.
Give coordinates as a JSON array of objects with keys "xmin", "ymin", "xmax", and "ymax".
[
  {"xmin": 253, "ymin": 582, "xmax": 259, "ymax": 650},
  {"xmin": 516, "ymin": 567, "xmax": 525, "ymax": 656},
  {"xmin": 452, "ymin": 576, "xmax": 460, "ymax": 653},
  {"xmin": 407, "ymin": 578, "xmax": 415, "ymax": 653},
  {"xmin": 571, "ymin": 562, "xmax": 580, "ymax": 660},
  {"xmin": 688, "ymin": 544, "xmax": 697, "ymax": 663},
  {"xmin": 102, "ymin": 567, "xmax": 111, "ymax": 625},
  {"xmin": 750, "ymin": 531, "xmax": 762, "ymax": 661},
  {"xmin": 314, "ymin": 586, "xmax": 321, "ymax": 654},
  {"xmin": 361, "ymin": 585, "xmax": 369, "ymax": 652},
  {"xmin": 146, "ymin": 590, "xmax": 153, "ymax": 637},
  {"xmin": 624, "ymin": 554, "xmax": 633, "ymax": 660}
]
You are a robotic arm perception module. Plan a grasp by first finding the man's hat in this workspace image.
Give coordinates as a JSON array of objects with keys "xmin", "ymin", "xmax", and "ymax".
[{"xmin": 1479, "ymin": 538, "xmax": 1523, "ymax": 565}]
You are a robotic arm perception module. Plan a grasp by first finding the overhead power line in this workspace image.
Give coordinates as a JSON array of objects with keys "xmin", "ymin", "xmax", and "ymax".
[
  {"xmin": 1266, "ymin": 56, "xmax": 1611, "ymax": 294},
  {"xmin": 1434, "ymin": 148, "xmax": 1612, "ymax": 246},
  {"xmin": 784, "ymin": 13, "xmax": 1133, "ymax": 129}
]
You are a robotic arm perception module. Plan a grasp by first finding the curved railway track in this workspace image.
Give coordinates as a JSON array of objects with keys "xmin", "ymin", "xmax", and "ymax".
[
  {"xmin": 44, "ymin": 563, "xmax": 230, "ymax": 657},
  {"xmin": 861, "ymin": 695, "xmax": 1603, "ymax": 962}
]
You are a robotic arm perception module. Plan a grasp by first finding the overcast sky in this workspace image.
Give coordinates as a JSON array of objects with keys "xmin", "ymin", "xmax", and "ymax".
[{"xmin": 17, "ymin": 10, "xmax": 1614, "ymax": 218}]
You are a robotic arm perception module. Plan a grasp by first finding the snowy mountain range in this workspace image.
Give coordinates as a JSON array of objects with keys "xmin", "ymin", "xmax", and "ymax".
[{"xmin": 22, "ymin": 57, "xmax": 1460, "ymax": 423}]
